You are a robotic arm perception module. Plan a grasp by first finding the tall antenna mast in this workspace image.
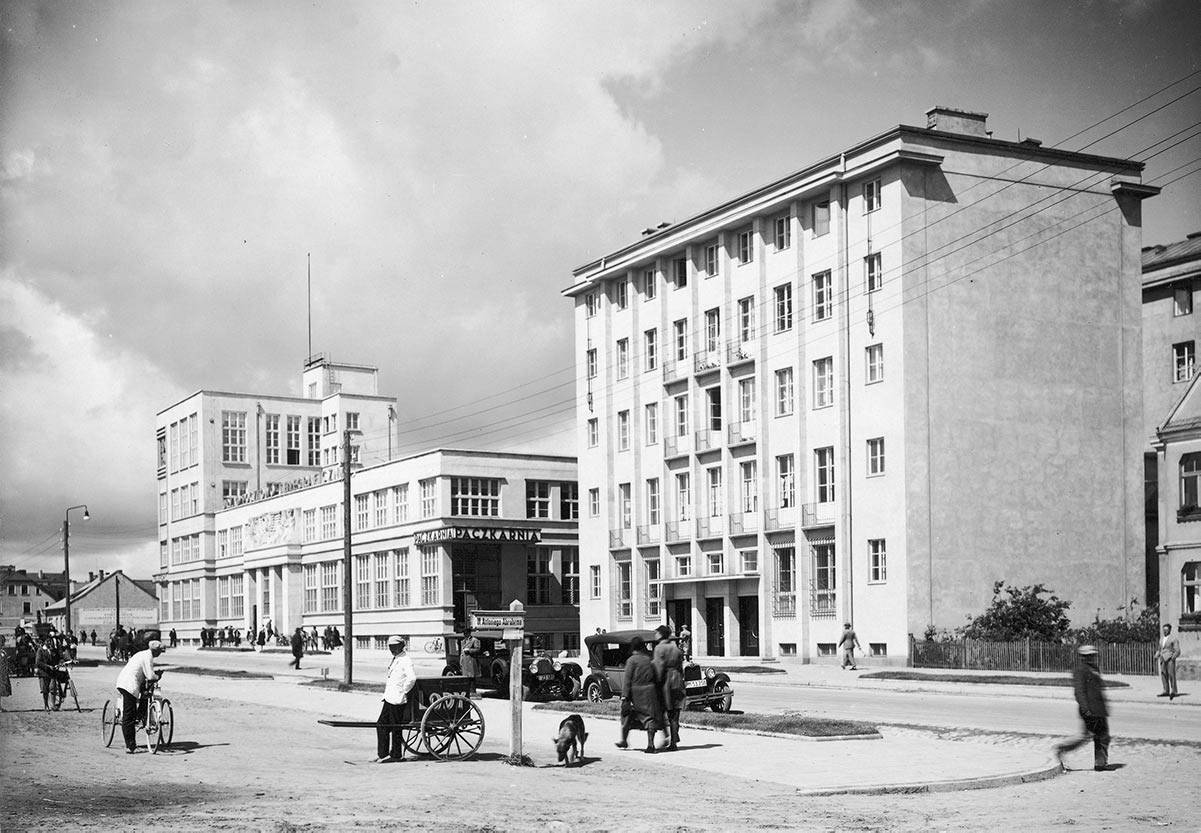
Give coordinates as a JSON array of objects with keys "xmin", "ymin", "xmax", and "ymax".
[{"xmin": 307, "ymin": 252, "xmax": 312, "ymax": 362}]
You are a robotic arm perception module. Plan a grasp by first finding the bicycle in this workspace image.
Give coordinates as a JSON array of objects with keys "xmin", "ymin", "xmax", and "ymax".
[
  {"xmin": 101, "ymin": 675, "xmax": 174, "ymax": 753},
  {"xmin": 49, "ymin": 661, "xmax": 80, "ymax": 712}
]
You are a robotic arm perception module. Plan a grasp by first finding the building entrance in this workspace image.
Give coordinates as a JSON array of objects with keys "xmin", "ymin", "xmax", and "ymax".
[
  {"xmin": 705, "ymin": 597, "xmax": 725, "ymax": 656},
  {"xmin": 451, "ymin": 544, "xmax": 501, "ymax": 632},
  {"xmin": 666, "ymin": 599, "xmax": 692, "ymax": 640},
  {"xmin": 738, "ymin": 595, "xmax": 759, "ymax": 656}
]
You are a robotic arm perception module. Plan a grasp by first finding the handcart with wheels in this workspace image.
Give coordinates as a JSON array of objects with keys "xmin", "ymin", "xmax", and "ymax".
[{"xmin": 318, "ymin": 675, "xmax": 484, "ymax": 761}]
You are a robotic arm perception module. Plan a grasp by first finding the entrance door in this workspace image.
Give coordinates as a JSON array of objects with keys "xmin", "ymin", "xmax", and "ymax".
[
  {"xmin": 738, "ymin": 595, "xmax": 759, "ymax": 656},
  {"xmin": 705, "ymin": 597, "xmax": 725, "ymax": 657},
  {"xmin": 666, "ymin": 599, "xmax": 692, "ymax": 637}
]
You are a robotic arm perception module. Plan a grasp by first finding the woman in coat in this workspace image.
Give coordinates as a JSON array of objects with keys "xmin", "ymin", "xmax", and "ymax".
[
  {"xmin": 459, "ymin": 627, "xmax": 482, "ymax": 680},
  {"xmin": 617, "ymin": 635, "xmax": 663, "ymax": 753}
]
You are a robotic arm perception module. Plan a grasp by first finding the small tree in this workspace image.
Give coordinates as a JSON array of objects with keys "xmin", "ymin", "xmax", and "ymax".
[{"xmin": 959, "ymin": 581, "xmax": 1072, "ymax": 642}]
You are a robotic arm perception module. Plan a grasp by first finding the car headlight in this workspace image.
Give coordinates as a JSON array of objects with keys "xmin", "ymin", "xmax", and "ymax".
[{"xmin": 705, "ymin": 667, "xmax": 716, "ymax": 680}]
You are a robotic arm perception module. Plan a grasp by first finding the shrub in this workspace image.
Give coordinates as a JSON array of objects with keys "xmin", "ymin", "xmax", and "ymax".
[
  {"xmin": 1070, "ymin": 601, "xmax": 1160, "ymax": 644},
  {"xmin": 958, "ymin": 581, "xmax": 1071, "ymax": 642}
]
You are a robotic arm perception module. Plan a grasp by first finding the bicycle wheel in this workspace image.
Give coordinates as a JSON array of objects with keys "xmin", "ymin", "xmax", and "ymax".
[
  {"xmin": 145, "ymin": 701, "xmax": 161, "ymax": 753},
  {"xmin": 68, "ymin": 679, "xmax": 80, "ymax": 712},
  {"xmin": 157, "ymin": 699, "xmax": 174, "ymax": 749},
  {"xmin": 101, "ymin": 699, "xmax": 119, "ymax": 747}
]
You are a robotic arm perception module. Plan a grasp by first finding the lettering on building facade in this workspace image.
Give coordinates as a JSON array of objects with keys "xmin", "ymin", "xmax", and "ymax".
[{"xmin": 413, "ymin": 527, "xmax": 542, "ymax": 545}]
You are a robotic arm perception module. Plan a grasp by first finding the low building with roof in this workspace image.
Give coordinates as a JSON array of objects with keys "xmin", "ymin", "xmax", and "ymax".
[{"xmin": 43, "ymin": 570, "xmax": 159, "ymax": 639}]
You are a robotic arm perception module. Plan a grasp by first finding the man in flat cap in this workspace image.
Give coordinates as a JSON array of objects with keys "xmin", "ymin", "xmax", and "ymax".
[
  {"xmin": 375, "ymin": 635, "xmax": 416, "ymax": 763},
  {"xmin": 1054, "ymin": 645, "xmax": 1110, "ymax": 771},
  {"xmin": 115, "ymin": 639, "xmax": 164, "ymax": 754}
]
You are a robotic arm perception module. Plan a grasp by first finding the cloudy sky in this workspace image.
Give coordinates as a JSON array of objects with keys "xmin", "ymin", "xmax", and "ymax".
[{"xmin": 1, "ymin": 0, "xmax": 1198, "ymax": 577}]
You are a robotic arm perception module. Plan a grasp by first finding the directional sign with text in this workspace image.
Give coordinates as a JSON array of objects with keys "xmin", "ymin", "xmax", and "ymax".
[{"xmin": 471, "ymin": 610, "xmax": 525, "ymax": 631}]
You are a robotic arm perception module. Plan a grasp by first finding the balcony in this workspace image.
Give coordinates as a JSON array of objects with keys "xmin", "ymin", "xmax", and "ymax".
[
  {"xmin": 609, "ymin": 529, "xmax": 627, "ymax": 549},
  {"xmin": 664, "ymin": 434, "xmax": 691, "ymax": 460},
  {"xmin": 695, "ymin": 429, "xmax": 720, "ymax": 453},
  {"xmin": 694, "ymin": 351, "xmax": 722, "ymax": 375},
  {"xmin": 726, "ymin": 338, "xmax": 756, "ymax": 366},
  {"xmin": 695, "ymin": 514, "xmax": 724, "ymax": 540},
  {"xmin": 662, "ymin": 360, "xmax": 687, "ymax": 385},
  {"xmin": 727, "ymin": 421, "xmax": 757, "ymax": 446},
  {"xmin": 664, "ymin": 520, "xmax": 687, "ymax": 544},
  {"xmin": 636, "ymin": 525, "xmax": 661, "ymax": 546},
  {"xmin": 729, "ymin": 511, "xmax": 760, "ymax": 536},
  {"xmin": 764, "ymin": 505, "xmax": 797, "ymax": 531},
  {"xmin": 802, "ymin": 501, "xmax": 837, "ymax": 528}
]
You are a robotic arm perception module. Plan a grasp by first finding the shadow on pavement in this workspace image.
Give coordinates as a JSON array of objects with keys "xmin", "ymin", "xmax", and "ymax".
[{"xmin": 161, "ymin": 740, "xmax": 232, "ymax": 753}]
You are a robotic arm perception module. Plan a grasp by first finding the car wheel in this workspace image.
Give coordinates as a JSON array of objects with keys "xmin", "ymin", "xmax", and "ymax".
[
  {"xmin": 585, "ymin": 680, "xmax": 604, "ymax": 703},
  {"xmin": 441, "ymin": 666, "xmax": 460, "ymax": 677},
  {"xmin": 709, "ymin": 681, "xmax": 732, "ymax": 712}
]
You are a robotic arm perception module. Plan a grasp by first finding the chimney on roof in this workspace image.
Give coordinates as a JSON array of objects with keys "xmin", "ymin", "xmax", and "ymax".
[
  {"xmin": 98, "ymin": 569, "xmax": 105, "ymax": 580},
  {"xmin": 88, "ymin": 571, "xmax": 95, "ymax": 582},
  {"xmin": 926, "ymin": 106, "xmax": 989, "ymax": 138}
]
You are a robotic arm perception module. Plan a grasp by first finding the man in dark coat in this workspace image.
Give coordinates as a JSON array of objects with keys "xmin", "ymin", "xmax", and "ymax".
[
  {"xmin": 459, "ymin": 627, "xmax": 482, "ymax": 680},
  {"xmin": 652, "ymin": 625, "xmax": 686, "ymax": 751},
  {"xmin": 1055, "ymin": 645, "xmax": 1110, "ymax": 771},
  {"xmin": 289, "ymin": 627, "xmax": 305, "ymax": 669},
  {"xmin": 616, "ymin": 635, "xmax": 663, "ymax": 753}
]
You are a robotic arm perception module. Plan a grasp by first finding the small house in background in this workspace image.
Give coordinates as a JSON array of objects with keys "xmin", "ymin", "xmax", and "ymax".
[
  {"xmin": 0, "ymin": 566, "xmax": 67, "ymax": 631},
  {"xmin": 43, "ymin": 570, "xmax": 159, "ymax": 638}
]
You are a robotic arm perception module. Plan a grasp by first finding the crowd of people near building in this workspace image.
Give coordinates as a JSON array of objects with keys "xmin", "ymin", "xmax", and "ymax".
[{"xmin": 186, "ymin": 623, "xmax": 343, "ymax": 652}]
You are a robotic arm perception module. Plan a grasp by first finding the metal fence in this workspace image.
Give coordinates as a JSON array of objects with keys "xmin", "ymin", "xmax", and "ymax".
[{"xmin": 909, "ymin": 637, "xmax": 1158, "ymax": 676}]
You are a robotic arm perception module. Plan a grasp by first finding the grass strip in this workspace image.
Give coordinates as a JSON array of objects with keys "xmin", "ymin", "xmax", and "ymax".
[
  {"xmin": 533, "ymin": 699, "xmax": 878, "ymax": 737},
  {"xmin": 718, "ymin": 665, "xmax": 786, "ymax": 674},
  {"xmin": 302, "ymin": 678, "xmax": 385, "ymax": 694},
  {"xmin": 162, "ymin": 665, "xmax": 275, "ymax": 680},
  {"xmin": 861, "ymin": 670, "xmax": 1130, "ymax": 688}
]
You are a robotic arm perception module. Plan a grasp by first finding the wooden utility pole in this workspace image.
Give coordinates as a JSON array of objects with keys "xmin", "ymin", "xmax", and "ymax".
[
  {"xmin": 508, "ymin": 600, "xmax": 524, "ymax": 758},
  {"xmin": 342, "ymin": 428, "xmax": 354, "ymax": 686}
]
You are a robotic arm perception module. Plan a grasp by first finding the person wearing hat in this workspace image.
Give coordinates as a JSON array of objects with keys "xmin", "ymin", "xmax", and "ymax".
[
  {"xmin": 459, "ymin": 627, "xmax": 482, "ymax": 681},
  {"xmin": 115, "ymin": 639, "xmax": 165, "ymax": 754},
  {"xmin": 838, "ymin": 622, "xmax": 862, "ymax": 670},
  {"xmin": 1054, "ymin": 645, "xmax": 1110, "ymax": 771},
  {"xmin": 375, "ymin": 636, "xmax": 416, "ymax": 763}
]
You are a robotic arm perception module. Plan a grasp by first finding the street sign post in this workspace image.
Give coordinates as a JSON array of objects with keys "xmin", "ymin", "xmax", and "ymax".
[{"xmin": 471, "ymin": 601, "xmax": 525, "ymax": 758}]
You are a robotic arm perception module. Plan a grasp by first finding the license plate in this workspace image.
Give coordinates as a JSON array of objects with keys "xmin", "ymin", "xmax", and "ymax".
[
  {"xmin": 685, "ymin": 680, "xmax": 707, "ymax": 689},
  {"xmin": 538, "ymin": 674, "xmax": 554, "ymax": 681}
]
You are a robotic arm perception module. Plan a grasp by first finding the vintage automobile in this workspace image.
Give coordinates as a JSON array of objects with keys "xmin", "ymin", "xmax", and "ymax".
[
  {"xmin": 441, "ymin": 632, "xmax": 583, "ymax": 701},
  {"xmin": 581, "ymin": 629, "xmax": 733, "ymax": 712}
]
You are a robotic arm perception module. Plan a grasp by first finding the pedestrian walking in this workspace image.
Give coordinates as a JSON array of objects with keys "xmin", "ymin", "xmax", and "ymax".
[
  {"xmin": 310, "ymin": 626, "xmax": 320, "ymax": 652},
  {"xmin": 1158, "ymin": 623, "xmax": 1181, "ymax": 700},
  {"xmin": 838, "ymin": 622, "xmax": 862, "ymax": 670},
  {"xmin": 678, "ymin": 625, "xmax": 692, "ymax": 661},
  {"xmin": 169, "ymin": 628, "xmax": 177, "ymax": 648},
  {"xmin": 374, "ymin": 636, "xmax": 416, "ymax": 763},
  {"xmin": 459, "ymin": 627, "xmax": 482, "ymax": 679},
  {"xmin": 652, "ymin": 625, "xmax": 685, "ymax": 752},
  {"xmin": 615, "ymin": 635, "xmax": 663, "ymax": 753},
  {"xmin": 289, "ymin": 627, "xmax": 305, "ymax": 669},
  {"xmin": 90, "ymin": 629, "xmax": 97, "ymax": 646},
  {"xmin": 257, "ymin": 629, "xmax": 266, "ymax": 650},
  {"xmin": 1055, "ymin": 645, "xmax": 1111, "ymax": 771}
]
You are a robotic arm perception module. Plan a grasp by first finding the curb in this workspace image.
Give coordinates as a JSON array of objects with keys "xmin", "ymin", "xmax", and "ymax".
[
  {"xmin": 795, "ymin": 760, "xmax": 1064, "ymax": 797},
  {"xmin": 532, "ymin": 706, "xmax": 882, "ymax": 743}
]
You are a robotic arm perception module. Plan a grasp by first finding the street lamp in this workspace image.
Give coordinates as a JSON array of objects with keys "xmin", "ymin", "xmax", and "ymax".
[{"xmin": 63, "ymin": 504, "xmax": 90, "ymax": 635}]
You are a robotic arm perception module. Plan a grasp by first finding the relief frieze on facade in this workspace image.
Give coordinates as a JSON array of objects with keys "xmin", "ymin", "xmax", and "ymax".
[{"xmin": 247, "ymin": 509, "xmax": 300, "ymax": 549}]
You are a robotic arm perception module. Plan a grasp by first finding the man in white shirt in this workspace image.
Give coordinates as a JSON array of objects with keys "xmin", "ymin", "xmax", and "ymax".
[
  {"xmin": 375, "ymin": 635, "xmax": 417, "ymax": 763},
  {"xmin": 116, "ymin": 639, "xmax": 164, "ymax": 754}
]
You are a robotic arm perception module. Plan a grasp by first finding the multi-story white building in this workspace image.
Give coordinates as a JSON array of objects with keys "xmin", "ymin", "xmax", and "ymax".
[
  {"xmin": 565, "ymin": 107, "xmax": 1157, "ymax": 663},
  {"xmin": 154, "ymin": 357, "xmax": 580, "ymax": 650}
]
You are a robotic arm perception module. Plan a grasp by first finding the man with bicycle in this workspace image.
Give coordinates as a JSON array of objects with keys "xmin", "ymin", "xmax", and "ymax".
[
  {"xmin": 34, "ymin": 635, "xmax": 67, "ymax": 711},
  {"xmin": 115, "ymin": 639, "xmax": 164, "ymax": 754}
]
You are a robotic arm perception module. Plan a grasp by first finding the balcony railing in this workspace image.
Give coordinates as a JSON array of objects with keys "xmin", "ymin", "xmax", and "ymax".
[
  {"xmin": 664, "ymin": 434, "xmax": 691, "ymax": 460},
  {"xmin": 664, "ymin": 521, "xmax": 686, "ymax": 543},
  {"xmin": 696, "ymin": 514, "xmax": 724, "ymax": 540},
  {"xmin": 663, "ymin": 360, "xmax": 686, "ymax": 384},
  {"xmin": 636, "ymin": 525, "xmax": 661, "ymax": 546},
  {"xmin": 802, "ymin": 501, "xmax": 837, "ymax": 528},
  {"xmin": 695, "ymin": 429, "xmax": 719, "ymax": 453},
  {"xmin": 694, "ymin": 351, "xmax": 722, "ymax": 374},
  {"xmin": 727, "ymin": 421, "xmax": 757, "ymax": 446},
  {"xmin": 729, "ymin": 511, "xmax": 759, "ymax": 536},
  {"xmin": 726, "ymin": 338, "xmax": 756, "ymax": 365},
  {"xmin": 609, "ymin": 529, "xmax": 627, "ymax": 549},
  {"xmin": 764, "ymin": 505, "xmax": 798, "ymax": 531}
]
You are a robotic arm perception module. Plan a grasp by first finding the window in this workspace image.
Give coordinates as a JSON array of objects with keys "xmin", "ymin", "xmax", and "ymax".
[
  {"xmin": 393, "ymin": 484, "xmax": 409, "ymax": 523},
  {"xmin": 675, "ymin": 554, "xmax": 692, "ymax": 577},
  {"xmin": 864, "ymin": 178, "xmax": 881, "ymax": 212},
  {"xmin": 740, "ymin": 549, "xmax": 758, "ymax": 573},
  {"xmin": 355, "ymin": 494, "xmax": 370, "ymax": 531},
  {"xmin": 420, "ymin": 479, "xmax": 437, "ymax": 518},
  {"xmin": 646, "ymin": 557, "xmax": 661, "ymax": 616},
  {"xmin": 870, "ymin": 643, "xmax": 888, "ymax": 657},
  {"xmin": 222, "ymin": 480, "xmax": 247, "ymax": 507},
  {"xmin": 585, "ymin": 292, "xmax": 598, "ymax": 318},
  {"xmin": 644, "ymin": 329, "xmax": 658, "ymax": 371},
  {"xmin": 704, "ymin": 242, "xmax": 719, "ymax": 278},
  {"xmin": 673, "ymin": 255, "xmax": 688, "ymax": 288},
  {"xmin": 869, "ymin": 539, "xmax": 887, "ymax": 582},
  {"xmin": 774, "ymin": 214, "xmax": 791, "ymax": 250},
  {"xmin": 320, "ymin": 505, "xmax": 338, "ymax": 539},
  {"xmin": 674, "ymin": 394, "xmax": 689, "ymax": 437},
  {"xmin": 587, "ymin": 418, "xmax": 599, "ymax": 448},
  {"xmin": 590, "ymin": 564, "xmax": 602, "ymax": 599},
  {"xmin": 815, "ymin": 447, "xmax": 835, "ymax": 503},
  {"xmin": 589, "ymin": 487, "xmax": 600, "ymax": 518},
  {"xmin": 451, "ymin": 478, "xmax": 500, "ymax": 517},
  {"xmin": 346, "ymin": 412, "xmax": 359, "ymax": 431},
  {"xmin": 560, "ymin": 482, "xmax": 579, "ymax": 520},
  {"xmin": 738, "ymin": 377, "xmax": 756, "ymax": 424},
  {"xmin": 221, "ymin": 411, "xmax": 247, "ymax": 463},
  {"xmin": 643, "ymin": 268, "xmax": 656, "ymax": 301},
  {"xmin": 1175, "ymin": 287, "xmax": 1193, "ymax": 316},
  {"xmin": 586, "ymin": 348, "xmax": 598, "ymax": 380},
  {"xmin": 737, "ymin": 227, "xmax": 753, "ymax": 264},
  {"xmin": 813, "ymin": 198, "xmax": 830, "ymax": 236},
  {"xmin": 168, "ymin": 422, "xmax": 179, "ymax": 473},
  {"xmin": 286, "ymin": 415, "xmax": 301, "ymax": 465},
  {"xmin": 1181, "ymin": 454, "xmax": 1201, "ymax": 508},
  {"xmin": 777, "ymin": 454, "xmax": 795, "ymax": 508},
  {"xmin": 229, "ymin": 527, "xmax": 243, "ymax": 558},
  {"xmin": 615, "ymin": 279, "xmax": 628, "ymax": 310},
  {"xmin": 420, "ymin": 547, "xmax": 440, "ymax": 606},
  {"xmin": 616, "ymin": 561, "xmax": 632, "ymax": 618},
  {"xmin": 737, "ymin": 296, "xmax": 755, "ymax": 343},
  {"xmin": 619, "ymin": 483, "xmax": 632, "ymax": 529},
  {"xmin": 355, "ymin": 554, "xmax": 372, "ymax": 609},
  {"xmin": 706, "ymin": 386, "xmax": 722, "ymax": 431},
  {"xmin": 323, "ymin": 414, "xmax": 337, "ymax": 434},
  {"xmin": 157, "ymin": 432, "xmax": 166, "ymax": 472},
  {"xmin": 867, "ymin": 437, "xmax": 885, "ymax": 475},
  {"xmin": 307, "ymin": 417, "xmax": 321, "ymax": 466},
  {"xmin": 779, "ymin": 642, "xmax": 797, "ymax": 656},
  {"xmin": 186, "ymin": 413, "xmax": 198, "ymax": 467},
  {"xmin": 676, "ymin": 473, "xmax": 692, "ymax": 522},
  {"xmin": 374, "ymin": 490, "xmax": 389, "ymax": 527},
  {"xmin": 563, "ymin": 547, "xmax": 580, "ymax": 604},
  {"xmin": 704, "ymin": 308, "xmax": 721, "ymax": 353},
  {"xmin": 1174, "ymin": 341, "xmax": 1195, "ymax": 382},
  {"xmin": 740, "ymin": 461, "xmax": 758, "ymax": 513},
  {"xmin": 813, "ymin": 357, "xmax": 834, "ymax": 407},
  {"xmin": 775, "ymin": 368, "xmax": 794, "ymax": 416},
  {"xmin": 813, "ymin": 271, "xmax": 832, "ymax": 321},
  {"xmin": 812, "ymin": 543, "xmax": 836, "ymax": 612},
  {"xmin": 775, "ymin": 547, "xmax": 796, "ymax": 616},
  {"xmin": 774, "ymin": 284, "xmax": 793, "ymax": 332},
  {"xmin": 617, "ymin": 410, "xmax": 630, "ymax": 451},
  {"xmin": 393, "ymin": 548, "xmax": 410, "ymax": 607},
  {"xmin": 707, "ymin": 467, "xmax": 723, "ymax": 518},
  {"xmin": 646, "ymin": 478, "xmax": 661, "ymax": 525},
  {"xmin": 265, "ymin": 414, "xmax": 281, "ymax": 464},
  {"xmin": 707, "ymin": 551, "xmax": 724, "ymax": 575},
  {"xmin": 526, "ymin": 481, "xmax": 551, "ymax": 519},
  {"xmin": 321, "ymin": 561, "xmax": 340, "ymax": 612},
  {"xmin": 616, "ymin": 338, "xmax": 629, "ymax": 379},
  {"xmin": 865, "ymin": 252, "xmax": 883, "ymax": 293},
  {"xmin": 645, "ymin": 403, "xmax": 658, "ymax": 445},
  {"xmin": 1183, "ymin": 562, "xmax": 1200, "ymax": 615},
  {"xmin": 866, "ymin": 343, "xmax": 884, "ymax": 384},
  {"xmin": 527, "ymin": 549, "xmax": 551, "ymax": 604},
  {"xmin": 303, "ymin": 509, "xmax": 316, "ymax": 542},
  {"xmin": 673, "ymin": 319, "xmax": 688, "ymax": 361}
]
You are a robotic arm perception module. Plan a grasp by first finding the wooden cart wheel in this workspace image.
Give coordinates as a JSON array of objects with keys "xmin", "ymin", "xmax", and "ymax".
[
  {"xmin": 398, "ymin": 724, "xmax": 424, "ymax": 757},
  {"xmin": 420, "ymin": 693, "xmax": 485, "ymax": 761}
]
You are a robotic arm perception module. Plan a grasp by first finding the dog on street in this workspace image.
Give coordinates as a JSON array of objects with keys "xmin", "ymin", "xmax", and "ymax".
[{"xmin": 553, "ymin": 713, "xmax": 588, "ymax": 766}]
